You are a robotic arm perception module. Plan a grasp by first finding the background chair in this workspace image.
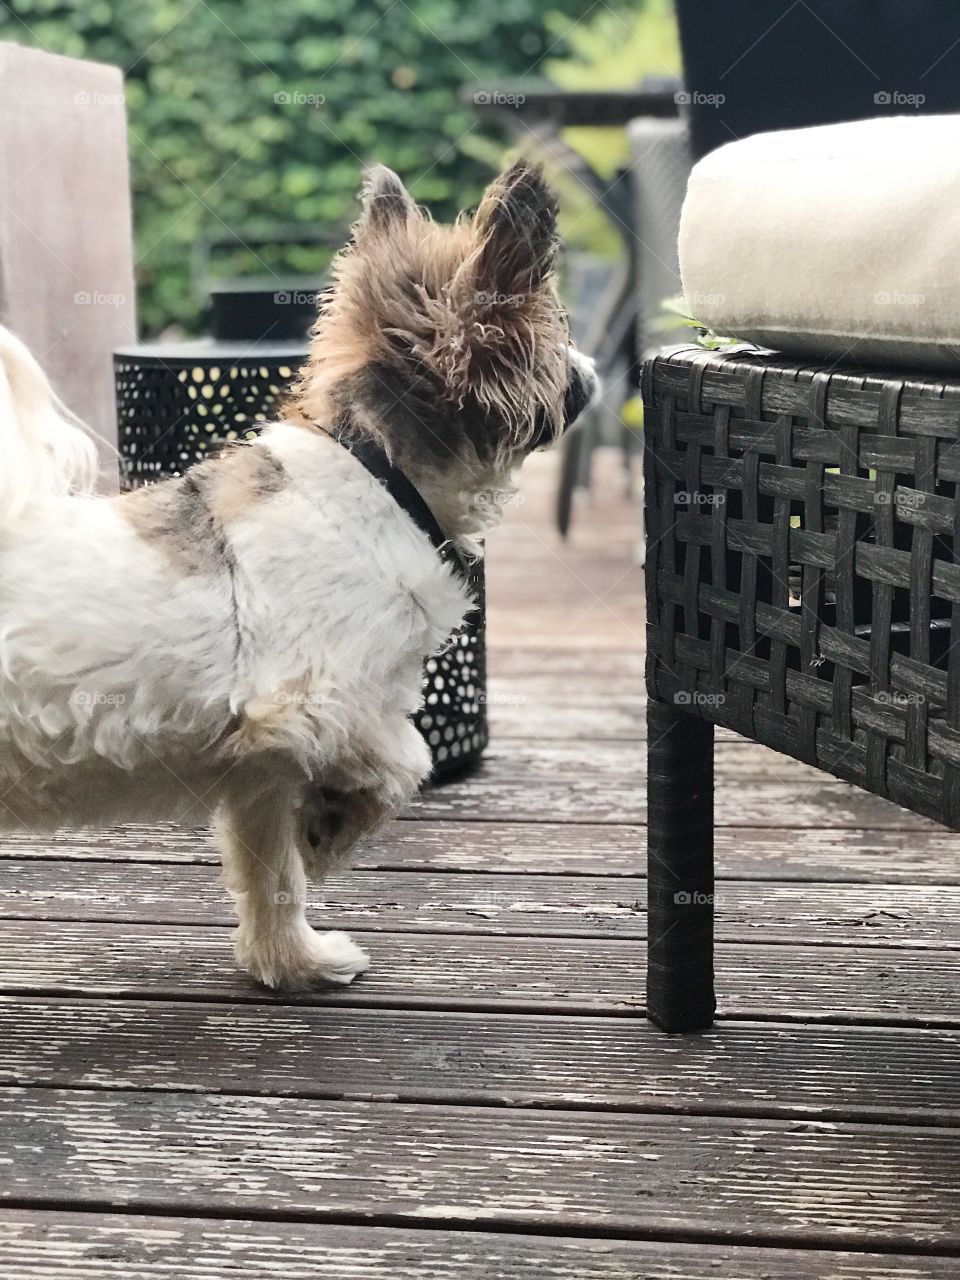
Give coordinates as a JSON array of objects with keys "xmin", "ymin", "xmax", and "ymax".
[{"xmin": 674, "ymin": 0, "xmax": 960, "ymax": 161}]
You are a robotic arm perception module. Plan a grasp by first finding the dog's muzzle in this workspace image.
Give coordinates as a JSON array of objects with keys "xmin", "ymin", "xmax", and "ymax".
[
  {"xmin": 565, "ymin": 349, "xmax": 600, "ymax": 427},
  {"xmin": 531, "ymin": 348, "xmax": 601, "ymax": 449}
]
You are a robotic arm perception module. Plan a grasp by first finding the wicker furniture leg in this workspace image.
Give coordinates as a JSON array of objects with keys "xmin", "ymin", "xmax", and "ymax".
[{"xmin": 646, "ymin": 699, "xmax": 715, "ymax": 1031}]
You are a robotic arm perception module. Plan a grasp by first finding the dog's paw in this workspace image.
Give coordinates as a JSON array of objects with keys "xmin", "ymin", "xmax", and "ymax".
[
  {"xmin": 309, "ymin": 930, "xmax": 371, "ymax": 985},
  {"xmin": 235, "ymin": 923, "xmax": 370, "ymax": 991}
]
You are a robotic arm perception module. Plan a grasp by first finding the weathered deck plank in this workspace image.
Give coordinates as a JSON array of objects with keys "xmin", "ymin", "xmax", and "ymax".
[
  {"xmin": 486, "ymin": 649, "xmax": 645, "ymax": 679},
  {"xmin": 407, "ymin": 738, "xmax": 932, "ymax": 826},
  {"xmin": 3, "ymin": 1089, "xmax": 960, "ymax": 1250},
  {"xmin": 2, "ymin": 820, "xmax": 958, "ymax": 884},
  {"xmin": 0, "ymin": 920, "xmax": 956, "ymax": 1023},
  {"xmin": 0, "ymin": 740, "xmax": 932, "ymax": 831},
  {"xmin": 410, "ymin": 781, "xmax": 931, "ymax": 827},
  {"xmin": 2, "ymin": 859, "xmax": 958, "ymax": 948},
  {"xmin": 485, "ymin": 674, "xmax": 644, "ymax": 738},
  {"xmin": 2, "ymin": 1211, "xmax": 951, "ymax": 1280},
  {"xmin": 3, "ymin": 996, "xmax": 960, "ymax": 1125}
]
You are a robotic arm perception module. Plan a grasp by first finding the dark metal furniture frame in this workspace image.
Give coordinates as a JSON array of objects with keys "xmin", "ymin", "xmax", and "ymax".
[{"xmin": 643, "ymin": 344, "xmax": 960, "ymax": 1031}]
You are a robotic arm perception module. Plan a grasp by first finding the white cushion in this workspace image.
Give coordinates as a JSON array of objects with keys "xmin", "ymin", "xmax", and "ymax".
[{"xmin": 679, "ymin": 114, "xmax": 960, "ymax": 371}]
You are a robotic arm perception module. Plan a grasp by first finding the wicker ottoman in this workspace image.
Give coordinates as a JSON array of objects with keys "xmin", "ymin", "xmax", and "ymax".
[{"xmin": 642, "ymin": 344, "xmax": 960, "ymax": 1030}]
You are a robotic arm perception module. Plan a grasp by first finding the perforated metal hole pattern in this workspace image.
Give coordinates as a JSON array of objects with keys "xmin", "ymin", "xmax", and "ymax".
[
  {"xmin": 115, "ymin": 350, "xmax": 488, "ymax": 779},
  {"xmin": 115, "ymin": 354, "xmax": 296, "ymax": 481},
  {"xmin": 420, "ymin": 581, "xmax": 488, "ymax": 773}
]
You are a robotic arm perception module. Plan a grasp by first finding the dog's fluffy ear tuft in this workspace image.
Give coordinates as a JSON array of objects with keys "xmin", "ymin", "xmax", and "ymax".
[
  {"xmin": 357, "ymin": 165, "xmax": 416, "ymax": 235},
  {"xmin": 473, "ymin": 160, "xmax": 558, "ymax": 298},
  {"xmin": 286, "ymin": 159, "xmax": 570, "ymax": 446}
]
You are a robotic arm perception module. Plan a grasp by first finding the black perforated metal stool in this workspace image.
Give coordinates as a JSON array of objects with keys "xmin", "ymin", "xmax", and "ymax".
[{"xmin": 643, "ymin": 343, "xmax": 960, "ymax": 1030}]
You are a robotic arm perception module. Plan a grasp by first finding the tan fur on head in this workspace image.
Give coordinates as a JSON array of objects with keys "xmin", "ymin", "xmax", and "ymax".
[{"xmin": 284, "ymin": 161, "xmax": 571, "ymax": 453}]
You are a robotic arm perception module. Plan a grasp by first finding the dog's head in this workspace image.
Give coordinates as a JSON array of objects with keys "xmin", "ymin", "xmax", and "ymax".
[{"xmin": 286, "ymin": 162, "xmax": 596, "ymax": 516}]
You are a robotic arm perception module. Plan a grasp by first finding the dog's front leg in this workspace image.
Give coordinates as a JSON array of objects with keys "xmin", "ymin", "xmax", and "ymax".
[{"xmin": 215, "ymin": 774, "xmax": 369, "ymax": 990}]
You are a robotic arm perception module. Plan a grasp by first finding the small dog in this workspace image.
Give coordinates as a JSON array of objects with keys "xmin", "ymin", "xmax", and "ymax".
[{"xmin": 0, "ymin": 162, "xmax": 596, "ymax": 988}]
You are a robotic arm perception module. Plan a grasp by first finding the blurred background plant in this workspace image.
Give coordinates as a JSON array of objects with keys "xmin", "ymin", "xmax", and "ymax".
[
  {"xmin": 0, "ymin": 0, "xmax": 678, "ymax": 335},
  {"xmin": 544, "ymin": 0, "xmax": 680, "ymax": 257}
]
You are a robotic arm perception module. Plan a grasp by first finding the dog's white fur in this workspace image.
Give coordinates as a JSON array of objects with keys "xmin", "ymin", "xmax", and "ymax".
[
  {"xmin": 0, "ymin": 326, "xmax": 99, "ymax": 524},
  {"xmin": 0, "ymin": 164, "xmax": 596, "ymax": 990},
  {"xmin": 0, "ymin": 389, "xmax": 470, "ymax": 985}
]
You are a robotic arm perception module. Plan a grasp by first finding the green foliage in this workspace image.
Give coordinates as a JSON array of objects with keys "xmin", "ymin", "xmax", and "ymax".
[
  {"xmin": 547, "ymin": 0, "xmax": 679, "ymax": 91},
  {"xmin": 542, "ymin": 0, "xmax": 680, "ymax": 258},
  {"xmin": 659, "ymin": 295, "xmax": 741, "ymax": 351},
  {"xmin": 546, "ymin": 0, "xmax": 680, "ymax": 174},
  {"xmin": 0, "ymin": 0, "xmax": 596, "ymax": 333}
]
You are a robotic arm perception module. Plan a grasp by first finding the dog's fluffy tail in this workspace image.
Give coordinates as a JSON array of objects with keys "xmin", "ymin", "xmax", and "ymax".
[{"xmin": 0, "ymin": 325, "xmax": 99, "ymax": 525}]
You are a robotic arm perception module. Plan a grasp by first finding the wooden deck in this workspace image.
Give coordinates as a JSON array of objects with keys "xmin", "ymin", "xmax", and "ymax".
[{"xmin": 2, "ymin": 449, "xmax": 960, "ymax": 1276}]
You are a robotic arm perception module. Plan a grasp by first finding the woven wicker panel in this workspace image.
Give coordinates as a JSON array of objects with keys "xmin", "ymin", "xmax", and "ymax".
[{"xmin": 643, "ymin": 344, "xmax": 960, "ymax": 829}]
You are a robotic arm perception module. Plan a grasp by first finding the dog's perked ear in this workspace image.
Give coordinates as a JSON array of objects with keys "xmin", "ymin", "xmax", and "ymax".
[
  {"xmin": 472, "ymin": 161, "xmax": 559, "ymax": 300},
  {"xmin": 356, "ymin": 165, "xmax": 417, "ymax": 237},
  {"xmin": 284, "ymin": 157, "xmax": 572, "ymax": 446}
]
